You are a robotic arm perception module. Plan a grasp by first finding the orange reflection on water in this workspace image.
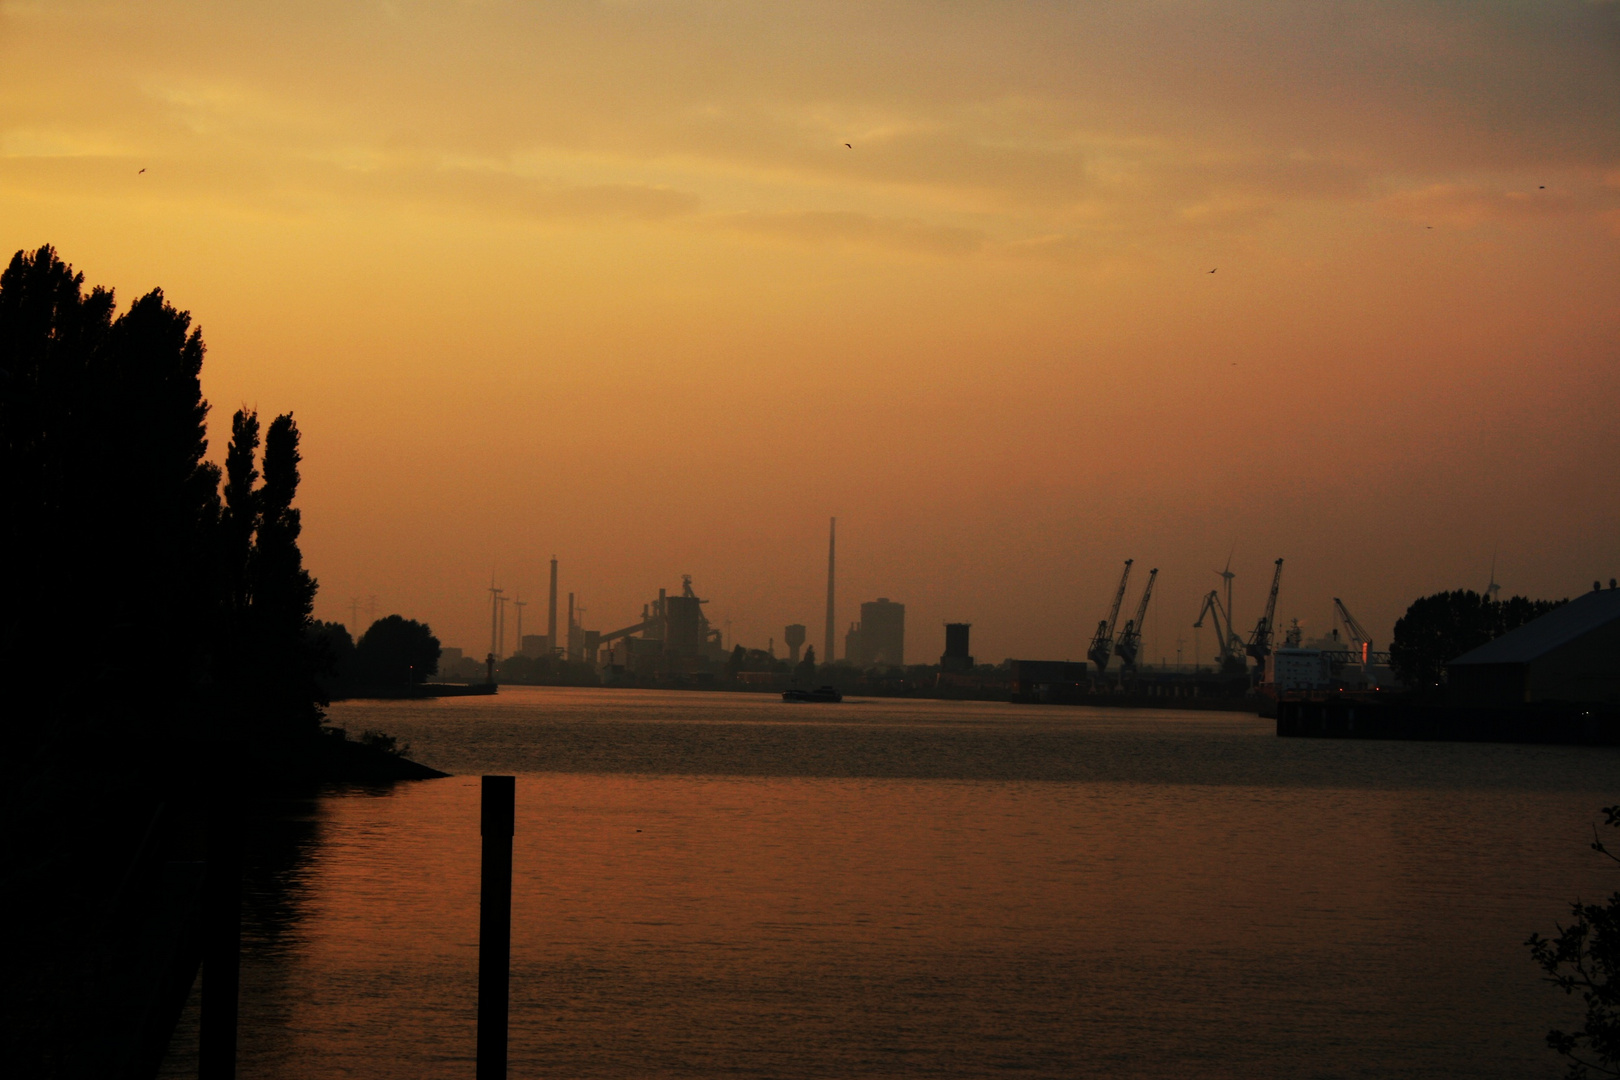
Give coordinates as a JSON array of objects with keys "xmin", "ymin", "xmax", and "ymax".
[{"xmin": 199, "ymin": 764, "xmax": 1609, "ymax": 1079}]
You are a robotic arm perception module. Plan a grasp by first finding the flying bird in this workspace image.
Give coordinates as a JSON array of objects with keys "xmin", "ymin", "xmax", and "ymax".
[
  {"xmin": 1209, "ymin": 268, "xmax": 1217, "ymax": 273},
  {"xmin": 137, "ymin": 168, "xmax": 145, "ymax": 174},
  {"xmin": 845, "ymin": 143, "xmax": 852, "ymax": 149}
]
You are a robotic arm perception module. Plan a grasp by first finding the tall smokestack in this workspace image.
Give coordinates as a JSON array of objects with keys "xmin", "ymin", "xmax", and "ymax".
[
  {"xmin": 547, "ymin": 556, "xmax": 558, "ymax": 655},
  {"xmin": 823, "ymin": 516, "xmax": 836, "ymax": 666}
]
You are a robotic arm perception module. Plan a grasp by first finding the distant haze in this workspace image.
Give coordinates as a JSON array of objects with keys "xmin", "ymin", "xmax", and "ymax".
[{"xmin": 4, "ymin": 2, "xmax": 1616, "ymax": 660}]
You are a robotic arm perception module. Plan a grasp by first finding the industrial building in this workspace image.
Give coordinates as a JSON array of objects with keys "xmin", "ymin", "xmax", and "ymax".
[
  {"xmin": 1447, "ymin": 584, "xmax": 1620, "ymax": 707},
  {"xmin": 845, "ymin": 598, "xmax": 905, "ymax": 667},
  {"xmin": 580, "ymin": 575, "xmax": 729, "ymax": 675},
  {"xmin": 941, "ymin": 623, "xmax": 973, "ymax": 671}
]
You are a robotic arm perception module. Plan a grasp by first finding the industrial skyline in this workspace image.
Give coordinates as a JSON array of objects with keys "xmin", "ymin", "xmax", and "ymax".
[
  {"xmin": 12, "ymin": 2, "xmax": 1614, "ymax": 671},
  {"xmin": 418, "ymin": 523, "xmax": 1577, "ymax": 674}
]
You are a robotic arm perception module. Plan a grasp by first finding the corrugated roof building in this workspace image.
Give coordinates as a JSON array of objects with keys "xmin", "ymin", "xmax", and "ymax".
[{"xmin": 1446, "ymin": 586, "xmax": 1620, "ymax": 707}]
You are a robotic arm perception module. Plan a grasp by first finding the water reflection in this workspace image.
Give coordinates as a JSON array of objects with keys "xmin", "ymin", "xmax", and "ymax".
[
  {"xmin": 161, "ymin": 787, "xmax": 393, "ymax": 1076},
  {"xmin": 159, "ymin": 689, "xmax": 1616, "ymax": 1079}
]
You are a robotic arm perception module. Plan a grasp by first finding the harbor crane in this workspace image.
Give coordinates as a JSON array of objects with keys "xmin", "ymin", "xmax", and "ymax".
[
  {"xmin": 1114, "ymin": 567, "xmax": 1159, "ymax": 672},
  {"xmin": 1088, "ymin": 559, "xmax": 1133, "ymax": 674},
  {"xmin": 1194, "ymin": 589, "xmax": 1246, "ymax": 674},
  {"xmin": 1244, "ymin": 558, "xmax": 1284, "ymax": 674},
  {"xmin": 1320, "ymin": 597, "xmax": 1392, "ymax": 675},
  {"xmin": 1333, "ymin": 597, "xmax": 1374, "ymax": 661}
]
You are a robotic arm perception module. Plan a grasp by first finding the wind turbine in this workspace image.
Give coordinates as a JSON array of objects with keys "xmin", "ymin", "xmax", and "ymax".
[
  {"xmin": 488, "ymin": 579, "xmax": 504, "ymax": 658},
  {"xmin": 1215, "ymin": 547, "xmax": 1237, "ymax": 650},
  {"xmin": 497, "ymin": 594, "xmax": 509, "ymax": 658},
  {"xmin": 513, "ymin": 595, "xmax": 527, "ymax": 655}
]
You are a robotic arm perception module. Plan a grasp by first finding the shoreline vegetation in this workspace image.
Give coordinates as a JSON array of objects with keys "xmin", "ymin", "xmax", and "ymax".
[{"xmin": 1, "ymin": 245, "xmax": 438, "ymax": 1076}]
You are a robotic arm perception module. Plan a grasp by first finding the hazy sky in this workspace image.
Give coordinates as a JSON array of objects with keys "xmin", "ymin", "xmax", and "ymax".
[{"xmin": 5, "ymin": 1, "xmax": 1617, "ymax": 663}]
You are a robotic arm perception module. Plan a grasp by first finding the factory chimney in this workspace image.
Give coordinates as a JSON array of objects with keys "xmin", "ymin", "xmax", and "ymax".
[
  {"xmin": 823, "ymin": 517, "xmax": 836, "ymax": 666},
  {"xmin": 547, "ymin": 556, "xmax": 559, "ymax": 655}
]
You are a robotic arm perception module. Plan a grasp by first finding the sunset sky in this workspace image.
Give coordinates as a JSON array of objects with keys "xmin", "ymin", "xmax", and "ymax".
[{"xmin": 4, "ymin": 1, "xmax": 1617, "ymax": 663}]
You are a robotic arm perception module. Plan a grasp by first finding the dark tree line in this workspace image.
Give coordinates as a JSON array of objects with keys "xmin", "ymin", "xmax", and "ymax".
[
  {"xmin": 1389, "ymin": 589, "xmax": 1566, "ymax": 689},
  {"xmin": 1, "ymin": 244, "xmax": 323, "ymax": 761},
  {"xmin": 310, "ymin": 615, "xmax": 440, "ymax": 695}
]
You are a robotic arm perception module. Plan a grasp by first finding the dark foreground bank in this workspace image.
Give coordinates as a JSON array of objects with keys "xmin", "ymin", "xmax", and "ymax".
[{"xmin": 6, "ymin": 732, "xmax": 444, "ymax": 1080}]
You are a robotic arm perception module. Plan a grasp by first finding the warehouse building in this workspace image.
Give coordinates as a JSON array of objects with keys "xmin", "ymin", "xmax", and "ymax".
[{"xmin": 1447, "ymin": 584, "xmax": 1620, "ymax": 707}]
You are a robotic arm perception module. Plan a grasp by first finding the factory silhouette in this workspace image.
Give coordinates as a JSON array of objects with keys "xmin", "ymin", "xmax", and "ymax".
[
  {"xmin": 427, "ymin": 517, "xmax": 1403, "ymax": 707},
  {"xmin": 451, "ymin": 519, "xmax": 921, "ymax": 692}
]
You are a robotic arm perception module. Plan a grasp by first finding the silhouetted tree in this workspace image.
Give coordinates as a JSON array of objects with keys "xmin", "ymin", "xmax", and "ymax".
[
  {"xmin": 1389, "ymin": 590, "xmax": 1566, "ymax": 689},
  {"xmin": 0, "ymin": 245, "xmax": 379, "ymax": 1074},
  {"xmin": 309, "ymin": 621, "xmax": 356, "ymax": 694},
  {"xmin": 211, "ymin": 407, "xmax": 323, "ymax": 743},
  {"xmin": 353, "ymin": 616, "xmax": 440, "ymax": 689},
  {"xmin": 1529, "ymin": 805, "xmax": 1620, "ymax": 1079},
  {"xmin": 249, "ymin": 413, "xmax": 321, "ymax": 728},
  {"xmin": 219, "ymin": 408, "xmax": 260, "ymax": 614},
  {"xmin": 1, "ymin": 245, "xmax": 222, "ymax": 750},
  {"xmin": 2, "ymin": 244, "xmax": 327, "ymax": 754}
]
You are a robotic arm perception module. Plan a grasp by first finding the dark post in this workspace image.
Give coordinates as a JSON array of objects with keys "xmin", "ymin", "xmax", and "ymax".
[
  {"xmin": 478, "ymin": 776, "xmax": 515, "ymax": 1080},
  {"xmin": 200, "ymin": 791, "xmax": 241, "ymax": 1080}
]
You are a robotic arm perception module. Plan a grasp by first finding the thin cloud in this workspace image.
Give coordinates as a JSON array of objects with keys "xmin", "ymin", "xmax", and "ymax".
[
  {"xmin": 712, "ymin": 209, "xmax": 985, "ymax": 256},
  {"xmin": 1379, "ymin": 181, "xmax": 1612, "ymax": 230}
]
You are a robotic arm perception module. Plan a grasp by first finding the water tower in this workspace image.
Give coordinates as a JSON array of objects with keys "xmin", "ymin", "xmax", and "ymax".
[{"xmin": 784, "ymin": 623, "xmax": 807, "ymax": 665}]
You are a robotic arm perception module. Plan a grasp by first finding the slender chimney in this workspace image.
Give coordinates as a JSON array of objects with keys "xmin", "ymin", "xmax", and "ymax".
[
  {"xmin": 823, "ymin": 516, "xmax": 836, "ymax": 665},
  {"xmin": 547, "ymin": 556, "xmax": 559, "ymax": 655},
  {"xmin": 567, "ymin": 592, "xmax": 575, "ymax": 660}
]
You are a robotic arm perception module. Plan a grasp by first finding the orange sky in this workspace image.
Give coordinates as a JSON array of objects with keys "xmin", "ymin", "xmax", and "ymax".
[{"xmin": 4, "ymin": 1, "xmax": 1617, "ymax": 662}]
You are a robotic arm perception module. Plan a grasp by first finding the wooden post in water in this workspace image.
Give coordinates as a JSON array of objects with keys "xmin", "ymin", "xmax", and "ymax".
[
  {"xmin": 200, "ymin": 789, "xmax": 241, "ymax": 1080},
  {"xmin": 478, "ymin": 776, "xmax": 515, "ymax": 1080}
]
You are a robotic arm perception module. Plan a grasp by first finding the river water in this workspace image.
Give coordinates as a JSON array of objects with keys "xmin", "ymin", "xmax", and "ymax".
[{"xmin": 161, "ymin": 686, "xmax": 1616, "ymax": 1079}]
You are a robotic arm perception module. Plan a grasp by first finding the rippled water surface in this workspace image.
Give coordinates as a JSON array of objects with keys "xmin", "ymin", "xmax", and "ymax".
[{"xmin": 162, "ymin": 687, "xmax": 1618, "ymax": 1079}]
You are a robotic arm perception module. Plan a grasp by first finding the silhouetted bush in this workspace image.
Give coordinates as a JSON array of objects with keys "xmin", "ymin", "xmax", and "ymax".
[
  {"xmin": 1529, "ymin": 804, "xmax": 1620, "ymax": 1078},
  {"xmin": 359, "ymin": 730, "xmax": 408, "ymax": 757}
]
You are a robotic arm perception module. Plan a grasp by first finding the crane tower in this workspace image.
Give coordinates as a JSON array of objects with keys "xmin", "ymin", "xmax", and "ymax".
[
  {"xmin": 1087, "ymin": 559, "xmax": 1133, "ymax": 674},
  {"xmin": 1244, "ymin": 558, "xmax": 1284, "ymax": 676},
  {"xmin": 1114, "ymin": 568, "xmax": 1159, "ymax": 672}
]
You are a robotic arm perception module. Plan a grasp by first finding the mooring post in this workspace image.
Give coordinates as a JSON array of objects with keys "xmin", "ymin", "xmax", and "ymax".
[
  {"xmin": 478, "ymin": 776, "xmax": 515, "ymax": 1080},
  {"xmin": 199, "ymin": 786, "xmax": 241, "ymax": 1080}
]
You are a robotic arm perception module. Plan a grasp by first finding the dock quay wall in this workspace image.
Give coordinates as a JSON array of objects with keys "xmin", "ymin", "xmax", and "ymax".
[{"xmin": 1276, "ymin": 698, "xmax": 1620, "ymax": 746}]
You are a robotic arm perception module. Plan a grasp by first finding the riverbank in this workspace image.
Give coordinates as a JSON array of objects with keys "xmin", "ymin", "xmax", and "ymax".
[
  {"xmin": 314, "ymin": 729, "xmax": 450, "ymax": 781},
  {"xmin": 3, "ymin": 726, "xmax": 445, "ymax": 1078},
  {"xmin": 329, "ymin": 682, "xmax": 497, "ymax": 702},
  {"xmin": 473, "ymin": 675, "xmax": 1259, "ymax": 713}
]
